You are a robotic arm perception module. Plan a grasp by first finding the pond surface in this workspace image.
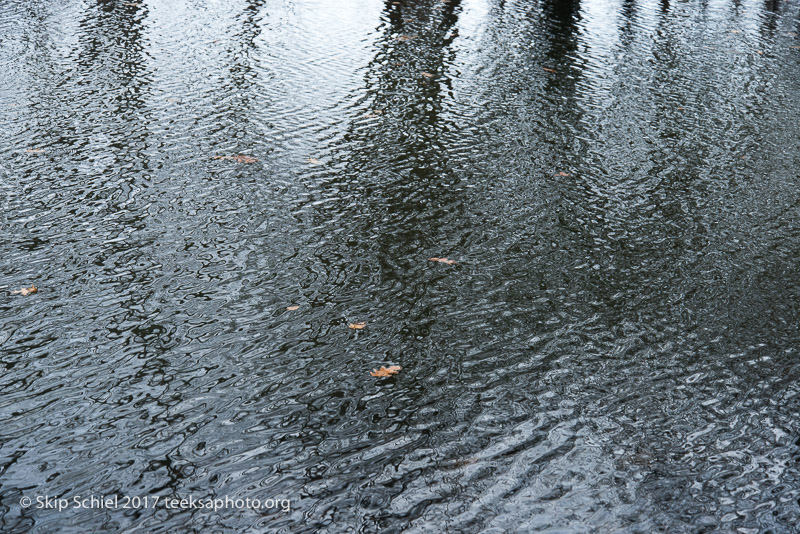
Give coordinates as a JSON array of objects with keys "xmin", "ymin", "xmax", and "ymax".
[{"xmin": 2, "ymin": 0, "xmax": 800, "ymax": 532}]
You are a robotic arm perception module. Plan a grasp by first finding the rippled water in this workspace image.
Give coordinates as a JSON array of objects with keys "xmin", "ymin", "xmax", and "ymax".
[{"xmin": 1, "ymin": 0, "xmax": 800, "ymax": 532}]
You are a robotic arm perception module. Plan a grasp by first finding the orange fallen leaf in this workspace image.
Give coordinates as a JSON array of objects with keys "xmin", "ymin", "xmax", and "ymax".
[
  {"xmin": 755, "ymin": 50, "xmax": 763, "ymax": 55},
  {"xmin": 11, "ymin": 286, "xmax": 37, "ymax": 296},
  {"xmin": 25, "ymin": 148, "xmax": 45, "ymax": 153},
  {"xmin": 555, "ymin": 171, "xmax": 569, "ymax": 177},
  {"xmin": 543, "ymin": 67, "xmax": 556, "ymax": 73},
  {"xmin": 396, "ymin": 35, "xmax": 416, "ymax": 41},
  {"xmin": 677, "ymin": 106, "xmax": 686, "ymax": 110},
  {"xmin": 429, "ymin": 257, "xmax": 457, "ymax": 265},
  {"xmin": 421, "ymin": 71, "xmax": 435, "ymax": 78},
  {"xmin": 349, "ymin": 321, "xmax": 367, "ymax": 329},
  {"xmin": 213, "ymin": 155, "xmax": 257, "ymax": 163},
  {"xmin": 306, "ymin": 157, "xmax": 322, "ymax": 165},
  {"xmin": 370, "ymin": 365, "xmax": 402, "ymax": 377},
  {"xmin": 286, "ymin": 305, "xmax": 299, "ymax": 311}
]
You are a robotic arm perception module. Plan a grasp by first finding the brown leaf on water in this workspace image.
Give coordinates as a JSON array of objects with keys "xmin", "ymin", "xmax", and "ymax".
[
  {"xmin": 755, "ymin": 50, "xmax": 764, "ymax": 55},
  {"xmin": 421, "ymin": 71, "xmax": 435, "ymax": 78},
  {"xmin": 555, "ymin": 171, "xmax": 569, "ymax": 177},
  {"xmin": 25, "ymin": 148, "xmax": 45, "ymax": 154},
  {"xmin": 307, "ymin": 157, "xmax": 322, "ymax": 165},
  {"xmin": 370, "ymin": 365, "xmax": 402, "ymax": 377},
  {"xmin": 429, "ymin": 257, "xmax": 456, "ymax": 265},
  {"xmin": 543, "ymin": 67, "xmax": 556, "ymax": 73},
  {"xmin": 11, "ymin": 286, "xmax": 37, "ymax": 296},
  {"xmin": 396, "ymin": 35, "xmax": 416, "ymax": 41},
  {"xmin": 677, "ymin": 106, "xmax": 686, "ymax": 111},
  {"xmin": 213, "ymin": 155, "xmax": 257, "ymax": 163},
  {"xmin": 286, "ymin": 305, "xmax": 299, "ymax": 311},
  {"xmin": 349, "ymin": 321, "xmax": 367, "ymax": 330}
]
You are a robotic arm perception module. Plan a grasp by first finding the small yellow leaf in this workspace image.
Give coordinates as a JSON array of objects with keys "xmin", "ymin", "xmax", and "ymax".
[
  {"xmin": 348, "ymin": 321, "xmax": 367, "ymax": 330},
  {"xmin": 429, "ymin": 257, "xmax": 456, "ymax": 265},
  {"xmin": 286, "ymin": 305, "xmax": 299, "ymax": 311},
  {"xmin": 307, "ymin": 158, "xmax": 322, "ymax": 165},
  {"xmin": 370, "ymin": 365, "xmax": 402, "ymax": 377},
  {"xmin": 11, "ymin": 285, "xmax": 37, "ymax": 296}
]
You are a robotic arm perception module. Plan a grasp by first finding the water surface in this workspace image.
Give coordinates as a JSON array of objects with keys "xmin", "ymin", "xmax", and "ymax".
[{"xmin": 1, "ymin": 0, "xmax": 800, "ymax": 532}]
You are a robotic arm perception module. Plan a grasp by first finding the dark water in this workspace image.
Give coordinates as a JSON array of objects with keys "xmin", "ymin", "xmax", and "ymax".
[{"xmin": 1, "ymin": 0, "xmax": 800, "ymax": 532}]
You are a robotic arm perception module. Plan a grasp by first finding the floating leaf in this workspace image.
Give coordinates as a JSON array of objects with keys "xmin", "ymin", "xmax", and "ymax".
[
  {"xmin": 25, "ymin": 148, "xmax": 45, "ymax": 154},
  {"xmin": 286, "ymin": 305, "xmax": 299, "ymax": 311},
  {"xmin": 543, "ymin": 67, "xmax": 556, "ymax": 73},
  {"xmin": 349, "ymin": 321, "xmax": 367, "ymax": 330},
  {"xmin": 555, "ymin": 171, "xmax": 569, "ymax": 177},
  {"xmin": 396, "ymin": 35, "xmax": 416, "ymax": 41},
  {"xmin": 421, "ymin": 71, "xmax": 435, "ymax": 78},
  {"xmin": 370, "ymin": 365, "xmax": 402, "ymax": 377},
  {"xmin": 429, "ymin": 257, "xmax": 457, "ymax": 265},
  {"xmin": 213, "ymin": 155, "xmax": 257, "ymax": 163},
  {"xmin": 755, "ymin": 50, "xmax": 763, "ymax": 55},
  {"xmin": 677, "ymin": 106, "xmax": 686, "ymax": 111},
  {"xmin": 11, "ymin": 286, "xmax": 37, "ymax": 296},
  {"xmin": 307, "ymin": 158, "xmax": 322, "ymax": 165}
]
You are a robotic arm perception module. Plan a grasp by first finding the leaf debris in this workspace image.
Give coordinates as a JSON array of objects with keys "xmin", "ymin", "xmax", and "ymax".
[
  {"xmin": 429, "ymin": 257, "xmax": 457, "ymax": 265},
  {"xmin": 287, "ymin": 305, "xmax": 299, "ymax": 311},
  {"xmin": 11, "ymin": 286, "xmax": 37, "ymax": 296},
  {"xmin": 370, "ymin": 365, "xmax": 402, "ymax": 377},
  {"xmin": 348, "ymin": 321, "xmax": 367, "ymax": 330}
]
